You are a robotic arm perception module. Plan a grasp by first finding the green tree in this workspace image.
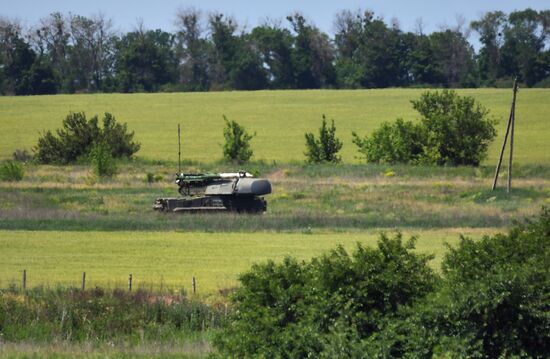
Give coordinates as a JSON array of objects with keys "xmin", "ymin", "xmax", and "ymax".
[
  {"xmin": 209, "ymin": 14, "xmax": 267, "ymax": 90},
  {"xmin": 250, "ymin": 25, "xmax": 295, "ymax": 89},
  {"xmin": 287, "ymin": 13, "xmax": 336, "ymax": 89},
  {"xmin": 501, "ymin": 9, "xmax": 550, "ymax": 86},
  {"xmin": 222, "ymin": 115, "xmax": 255, "ymax": 163},
  {"xmin": 174, "ymin": 8, "xmax": 210, "ymax": 91},
  {"xmin": 304, "ymin": 115, "xmax": 343, "ymax": 163},
  {"xmin": 471, "ymin": 11, "xmax": 506, "ymax": 85},
  {"xmin": 114, "ymin": 28, "xmax": 177, "ymax": 92},
  {"xmin": 428, "ymin": 29, "xmax": 477, "ymax": 87}
]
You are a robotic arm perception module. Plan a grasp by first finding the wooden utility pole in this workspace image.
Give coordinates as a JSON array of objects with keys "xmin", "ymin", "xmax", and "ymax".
[
  {"xmin": 128, "ymin": 273, "xmax": 133, "ymax": 292},
  {"xmin": 492, "ymin": 78, "xmax": 518, "ymax": 193}
]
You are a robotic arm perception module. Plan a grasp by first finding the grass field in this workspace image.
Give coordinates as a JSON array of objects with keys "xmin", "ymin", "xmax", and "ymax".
[
  {"xmin": 1, "ymin": 163, "xmax": 547, "ymax": 232},
  {"xmin": 0, "ymin": 228, "xmax": 496, "ymax": 295},
  {"xmin": 1, "ymin": 89, "xmax": 549, "ymax": 164},
  {"xmin": 0, "ymin": 89, "xmax": 547, "ymax": 356}
]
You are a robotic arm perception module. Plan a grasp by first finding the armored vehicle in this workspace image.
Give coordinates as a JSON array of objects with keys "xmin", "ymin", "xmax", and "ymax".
[{"xmin": 153, "ymin": 171, "xmax": 272, "ymax": 213}]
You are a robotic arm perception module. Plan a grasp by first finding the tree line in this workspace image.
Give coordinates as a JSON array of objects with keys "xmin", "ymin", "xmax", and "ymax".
[{"xmin": 0, "ymin": 8, "xmax": 549, "ymax": 95}]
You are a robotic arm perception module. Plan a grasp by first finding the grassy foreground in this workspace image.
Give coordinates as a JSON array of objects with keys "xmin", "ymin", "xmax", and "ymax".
[
  {"xmin": 1, "ymin": 89, "xmax": 549, "ymax": 164},
  {"xmin": 0, "ymin": 228, "xmax": 496, "ymax": 294}
]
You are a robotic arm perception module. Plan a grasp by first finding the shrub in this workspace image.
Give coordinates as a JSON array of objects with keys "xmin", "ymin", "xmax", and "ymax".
[
  {"xmin": 34, "ymin": 112, "xmax": 140, "ymax": 164},
  {"xmin": 367, "ymin": 207, "xmax": 550, "ymax": 358},
  {"xmin": 12, "ymin": 149, "xmax": 32, "ymax": 163},
  {"xmin": 146, "ymin": 172, "xmax": 163, "ymax": 183},
  {"xmin": 354, "ymin": 90, "xmax": 497, "ymax": 166},
  {"xmin": 304, "ymin": 115, "xmax": 343, "ymax": 163},
  {"xmin": 214, "ymin": 233, "xmax": 436, "ymax": 357},
  {"xmin": 222, "ymin": 115, "xmax": 255, "ymax": 163},
  {"xmin": 412, "ymin": 90, "xmax": 497, "ymax": 165},
  {"xmin": 216, "ymin": 208, "xmax": 550, "ymax": 358},
  {"xmin": 90, "ymin": 142, "xmax": 117, "ymax": 178},
  {"xmin": 0, "ymin": 160, "xmax": 24, "ymax": 181},
  {"xmin": 352, "ymin": 118, "xmax": 424, "ymax": 164}
]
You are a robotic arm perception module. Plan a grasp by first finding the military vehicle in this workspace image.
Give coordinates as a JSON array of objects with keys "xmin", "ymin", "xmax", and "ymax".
[
  {"xmin": 153, "ymin": 171, "xmax": 272, "ymax": 213},
  {"xmin": 153, "ymin": 124, "xmax": 272, "ymax": 213}
]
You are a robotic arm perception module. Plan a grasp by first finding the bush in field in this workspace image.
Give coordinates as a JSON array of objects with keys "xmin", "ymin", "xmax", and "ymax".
[
  {"xmin": 0, "ymin": 160, "xmax": 24, "ymax": 181},
  {"xmin": 353, "ymin": 90, "xmax": 497, "ymax": 166},
  {"xmin": 222, "ymin": 115, "xmax": 255, "ymax": 163},
  {"xmin": 34, "ymin": 112, "xmax": 140, "ymax": 164},
  {"xmin": 215, "ymin": 207, "xmax": 550, "ymax": 357},
  {"xmin": 214, "ymin": 233, "xmax": 436, "ymax": 357},
  {"xmin": 90, "ymin": 142, "xmax": 117, "ymax": 178},
  {"xmin": 342, "ymin": 208, "xmax": 550, "ymax": 358},
  {"xmin": 304, "ymin": 115, "xmax": 343, "ymax": 163},
  {"xmin": 413, "ymin": 90, "xmax": 497, "ymax": 165},
  {"xmin": 352, "ymin": 118, "xmax": 424, "ymax": 164}
]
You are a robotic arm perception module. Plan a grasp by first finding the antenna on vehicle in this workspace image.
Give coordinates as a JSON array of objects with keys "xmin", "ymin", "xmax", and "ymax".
[{"xmin": 178, "ymin": 124, "xmax": 181, "ymax": 174}]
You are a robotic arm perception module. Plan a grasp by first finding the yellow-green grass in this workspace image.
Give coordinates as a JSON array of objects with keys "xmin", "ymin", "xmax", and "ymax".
[
  {"xmin": 0, "ymin": 89, "xmax": 548, "ymax": 164},
  {"xmin": 0, "ymin": 228, "xmax": 497, "ymax": 295}
]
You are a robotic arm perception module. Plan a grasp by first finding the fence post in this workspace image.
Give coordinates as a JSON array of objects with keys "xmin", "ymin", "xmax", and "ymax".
[
  {"xmin": 192, "ymin": 276, "xmax": 196, "ymax": 294},
  {"xmin": 128, "ymin": 273, "xmax": 133, "ymax": 292},
  {"xmin": 22, "ymin": 269, "xmax": 26, "ymax": 290},
  {"xmin": 82, "ymin": 272, "xmax": 86, "ymax": 291}
]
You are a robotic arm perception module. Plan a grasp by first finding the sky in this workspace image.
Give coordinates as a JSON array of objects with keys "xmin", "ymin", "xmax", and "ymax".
[{"xmin": 1, "ymin": 0, "xmax": 548, "ymax": 44}]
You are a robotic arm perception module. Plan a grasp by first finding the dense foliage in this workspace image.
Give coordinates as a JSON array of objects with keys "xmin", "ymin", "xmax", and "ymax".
[
  {"xmin": 353, "ymin": 90, "xmax": 497, "ymax": 166},
  {"xmin": 1, "ymin": 8, "xmax": 549, "ymax": 95},
  {"xmin": 215, "ymin": 208, "xmax": 550, "ymax": 358},
  {"xmin": 304, "ymin": 115, "xmax": 343, "ymax": 163},
  {"xmin": 222, "ymin": 116, "xmax": 255, "ymax": 163},
  {"xmin": 352, "ymin": 118, "xmax": 424, "ymax": 164},
  {"xmin": 34, "ymin": 112, "xmax": 140, "ymax": 164},
  {"xmin": 214, "ymin": 233, "xmax": 437, "ymax": 357}
]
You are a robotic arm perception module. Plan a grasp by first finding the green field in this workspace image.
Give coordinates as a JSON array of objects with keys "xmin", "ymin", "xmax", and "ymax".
[
  {"xmin": 0, "ymin": 89, "xmax": 548, "ymax": 293},
  {"xmin": 0, "ymin": 229, "xmax": 495, "ymax": 294},
  {"xmin": 1, "ymin": 89, "xmax": 549, "ymax": 164}
]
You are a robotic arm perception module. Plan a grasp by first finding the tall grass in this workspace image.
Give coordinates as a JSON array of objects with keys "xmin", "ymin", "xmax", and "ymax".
[{"xmin": 0, "ymin": 286, "xmax": 227, "ymax": 344}]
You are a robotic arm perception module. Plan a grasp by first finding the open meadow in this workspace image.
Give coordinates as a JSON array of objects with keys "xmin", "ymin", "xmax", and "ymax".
[{"xmin": 0, "ymin": 89, "xmax": 549, "ymax": 164}]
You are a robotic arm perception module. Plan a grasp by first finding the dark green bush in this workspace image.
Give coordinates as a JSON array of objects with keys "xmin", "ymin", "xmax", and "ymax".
[
  {"xmin": 362, "ymin": 207, "xmax": 550, "ymax": 358},
  {"xmin": 304, "ymin": 115, "xmax": 343, "ymax": 163},
  {"xmin": 222, "ymin": 115, "xmax": 255, "ymax": 164},
  {"xmin": 412, "ymin": 90, "xmax": 497, "ymax": 165},
  {"xmin": 354, "ymin": 90, "xmax": 497, "ymax": 166},
  {"xmin": 214, "ymin": 233, "xmax": 436, "ymax": 357},
  {"xmin": 215, "ymin": 208, "xmax": 550, "ymax": 358},
  {"xmin": 34, "ymin": 112, "xmax": 140, "ymax": 164},
  {"xmin": 0, "ymin": 160, "xmax": 24, "ymax": 181},
  {"xmin": 352, "ymin": 118, "xmax": 424, "ymax": 164}
]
